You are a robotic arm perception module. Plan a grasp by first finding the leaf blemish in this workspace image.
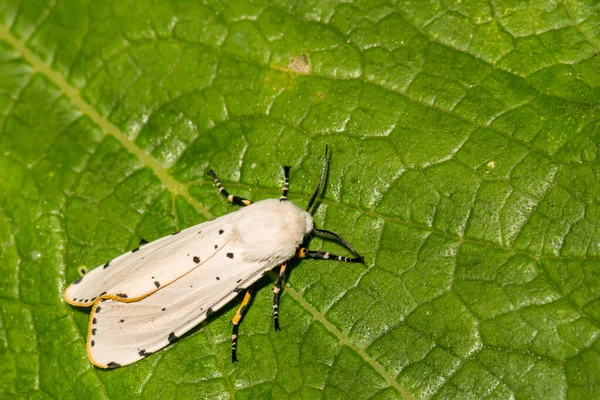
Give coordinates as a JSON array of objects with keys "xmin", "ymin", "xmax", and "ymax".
[{"xmin": 288, "ymin": 54, "xmax": 310, "ymax": 74}]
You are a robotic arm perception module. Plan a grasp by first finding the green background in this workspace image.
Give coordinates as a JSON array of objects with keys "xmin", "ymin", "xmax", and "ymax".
[{"xmin": 1, "ymin": 0, "xmax": 600, "ymax": 399}]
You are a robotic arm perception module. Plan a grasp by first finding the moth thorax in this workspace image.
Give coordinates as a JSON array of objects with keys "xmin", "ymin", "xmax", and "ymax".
[{"xmin": 234, "ymin": 199, "xmax": 313, "ymax": 262}]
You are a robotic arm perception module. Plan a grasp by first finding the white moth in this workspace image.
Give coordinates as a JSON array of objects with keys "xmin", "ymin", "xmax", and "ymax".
[{"xmin": 64, "ymin": 147, "xmax": 364, "ymax": 368}]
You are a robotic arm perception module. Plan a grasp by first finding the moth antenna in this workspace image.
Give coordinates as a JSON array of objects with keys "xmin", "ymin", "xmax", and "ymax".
[
  {"xmin": 313, "ymin": 228, "xmax": 362, "ymax": 257},
  {"xmin": 306, "ymin": 145, "xmax": 328, "ymax": 212}
]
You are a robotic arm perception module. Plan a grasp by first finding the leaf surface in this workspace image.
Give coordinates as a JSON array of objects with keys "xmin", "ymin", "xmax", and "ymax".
[{"xmin": 1, "ymin": 1, "xmax": 600, "ymax": 399}]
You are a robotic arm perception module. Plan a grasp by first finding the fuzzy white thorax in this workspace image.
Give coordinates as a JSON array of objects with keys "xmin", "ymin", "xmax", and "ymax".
[{"xmin": 232, "ymin": 199, "xmax": 313, "ymax": 263}]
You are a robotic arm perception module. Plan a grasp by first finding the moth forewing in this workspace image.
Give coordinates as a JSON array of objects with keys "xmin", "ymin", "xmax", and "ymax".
[
  {"xmin": 64, "ymin": 217, "xmax": 235, "ymax": 306},
  {"xmin": 87, "ymin": 246, "xmax": 267, "ymax": 368}
]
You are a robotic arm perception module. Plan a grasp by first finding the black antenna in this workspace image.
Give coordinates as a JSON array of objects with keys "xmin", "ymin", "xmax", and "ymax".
[
  {"xmin": 313, "ymin": 228, "xmax": 362, "ymax": 257},
  {"xmin": 306, "ymin": 145, "xmax": 328, "ymax": 212}
]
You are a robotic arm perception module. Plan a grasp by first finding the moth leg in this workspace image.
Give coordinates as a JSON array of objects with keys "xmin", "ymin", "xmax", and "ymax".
[
  {"xmin": 280, "ymin": 166, "xmax": 291, "ymax": 201},
  {"xmin": 272, "ymin": 262, "xmax": 289, "ymax": 331},
  {"xmin": 231, "ymin": 288, "xmax": 253, "ymax": 362},
  {"xmin": 297, "ymin": 248, "xmax": 365, "ymax": 263},
  {"xmin": 208, "ymin": 170, "xmax": 253, "ymax": 207}
]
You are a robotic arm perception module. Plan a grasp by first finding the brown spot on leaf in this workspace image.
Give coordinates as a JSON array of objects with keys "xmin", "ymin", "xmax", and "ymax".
[{"xmin": 288, "ymin": 54, "xmax": 310, "ymax": 74}]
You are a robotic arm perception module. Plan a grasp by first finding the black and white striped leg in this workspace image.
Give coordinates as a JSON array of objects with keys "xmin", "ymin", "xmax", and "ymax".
[
  {"xmin": 297, "ymin": 248, "xmax": 365, "ymax": 263},
  {"xmin": 280, "ymin": 166, "xmax": 291, "ymax": 201},
  {"xmin": 272, "ymin": 262, "xmax": 289, "ymax": 331},
  {"xmin": 231, "ymin": 288, "xmax": 252, "ymax": 362},
  {"xmin": 209, "ymin": 170, "xmax": 253, "ymax": 207}
]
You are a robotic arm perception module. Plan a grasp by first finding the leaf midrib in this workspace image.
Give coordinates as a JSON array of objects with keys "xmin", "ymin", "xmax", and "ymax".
[{"xmin": 0, "ymin": 26, "xmax": 213, "ymax": 221}]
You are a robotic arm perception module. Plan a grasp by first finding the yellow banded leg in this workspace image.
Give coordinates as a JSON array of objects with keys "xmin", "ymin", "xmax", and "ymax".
[
  {"xmin": 272, "ymin": 262, "xmax": 288, "ymax": 331},
  {"xmin": 296, "ymin": 248, "xmax": 364, "ymax": 263},
  {"xmin": 208, "ymin": 170, "xmax": 253, "ymax": 207},
  {"xmin": 231, "ymin": 289, "xmax": 253, "ymax": 362}
]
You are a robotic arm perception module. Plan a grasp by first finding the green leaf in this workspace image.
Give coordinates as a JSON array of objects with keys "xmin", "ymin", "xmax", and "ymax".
[{"xmin": 1, "ymin": 1, "xmax": 599, "ymax": 398}]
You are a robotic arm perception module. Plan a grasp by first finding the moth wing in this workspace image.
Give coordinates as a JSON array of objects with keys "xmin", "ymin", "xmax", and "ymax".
[
  {"xmin": 87, "ymin": 241, "xmax": 275, "ymax": 368},
  {"xmin": 64, "ymin": 214, "xmax": 236, "ymax": 306}
]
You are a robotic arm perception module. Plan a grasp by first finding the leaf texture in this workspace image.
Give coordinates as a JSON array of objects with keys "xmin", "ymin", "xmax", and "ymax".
[{"xmin": 1, "ymin": 1, "xmax": 600, "ymax": 399}]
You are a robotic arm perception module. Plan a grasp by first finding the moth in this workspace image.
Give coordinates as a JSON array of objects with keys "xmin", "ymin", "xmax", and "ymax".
[{"xmin": 64, "ymin": 147, "xmax": 365, "ymax": 368}]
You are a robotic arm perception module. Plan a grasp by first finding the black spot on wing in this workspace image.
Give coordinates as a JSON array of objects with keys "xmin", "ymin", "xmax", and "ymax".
[
  {"xmin": 219, "ymin": 229, "xmax": 224, "ymax": 234},
  {"xmin": 91, "ymin": 297, "xmax": 96, "ymax": 302},
  {"xmin": 96, "ymin": 307, "xmax": 102, "ymax": 313},
  {"xmin": 161, "ymin": 308, "xmax": 166, "ymax": 311},
  {"xmin": 103, "ymin": 262, "xmax": 110, "ymax": 269},
  {"xmin": 214, "ymin": 245, "xmax": 218, "ymax": 249},
  {"xmin": 138, "ymin": 349, "xmax": 152, "ymax": 357},
  {"xmin": 100, "ymin": 291, "xmax": 107, "ymax": 296},
  {"xmin": 168, "ymin": 332, "xmax": 178, "ymax": 344},
  {"xmin": 91, "ymin": 340, "xmax": 95, "ymax": 347},
  {"xmin": 119, "ymin": 319, "xmax": 125, "ymax": 323},
  {"xmin": 154, "ymin": 281, "xmax": 160, "ymax": 288},
  {"xmin": 234, "ymin": 287, "xmax": 243, "ymax": 293},
  {"xmin": 216, "ymin": 276, "xmax": 220, "ymax": 280},
  {"xmin": 193, "ymin": 256, "xmax": 200, "ymax": 263},
  {"xmin": 92, "ymin": 328, "xmax": 96, "ymax": 335},
  {"xmin": 116, "ymin": 293, "xmax": 128, "ymax": 298},
  {"xmin": 106, "ymin": 362, "xmax": 121, "ymax": 369},
  {"xmin": 226, "ymin": 253, "xmax": 234, "ymax": 259},
  {"xmin": 236, "ymin": 279, "xmax": 242, "ymax": 283},
  {"xmin": 92, "ymin": 318, "xmax": 97, "ymax": 325}
]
